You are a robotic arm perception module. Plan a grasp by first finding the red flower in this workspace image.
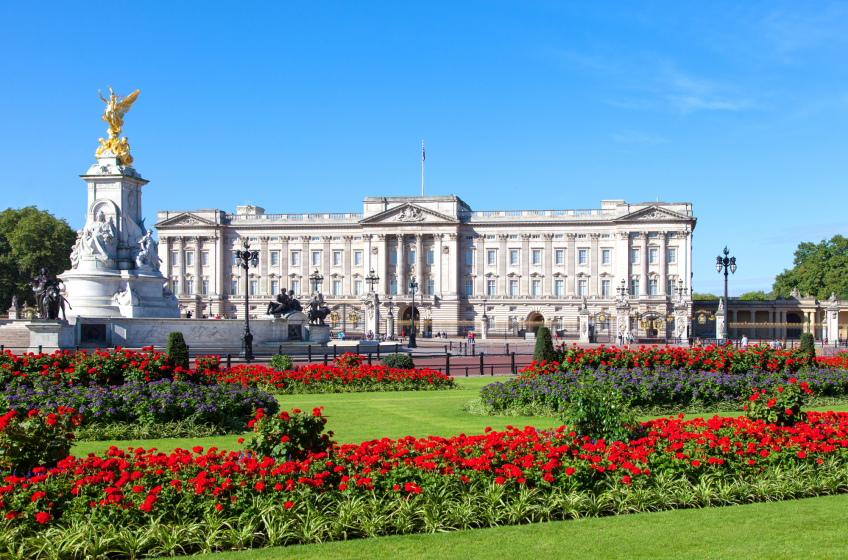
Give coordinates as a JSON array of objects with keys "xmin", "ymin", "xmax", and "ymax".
[
  {"xmin": 284, "ymin": 500, "xmax": 293, "ymax": 508},
  {"xmin": 35, "ymin": 512, "xmax": 51, "ymax": 524},
  {"xmin": 797, "ymin": 451, "xmax": 807, "ymax": 458}
]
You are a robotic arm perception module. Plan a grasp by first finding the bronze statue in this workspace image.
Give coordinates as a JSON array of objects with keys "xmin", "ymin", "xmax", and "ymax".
[
  {"xmin": 306, "ymin": 293, "xmax": 330, "ymax": 326},
  {"xmin": 18, "ymin": 268, "xmax": 70, "ymax": 320},
  {"xmin": 265, "ymin": 289, "xmax": 303, "ymax": 316}
]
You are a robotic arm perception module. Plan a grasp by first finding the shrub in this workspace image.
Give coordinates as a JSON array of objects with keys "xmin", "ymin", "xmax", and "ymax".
[
  {"xmin": 166, "ymin": 331, "xmax": 189, "ymax": 370},
  {"xmin": 744, "ymin": 377, "xmax": 812, "ymax": 426},
  {"xmin": 0, "ymin": 407, "xmax": 80, "ymax": 473},
  {"xmin": 381, "ymin": 353, "xmax": 414, "ymax": 369},
  {"xmin": 800, "ymin": 333, "xmax": 816, "ymax": 357},
  {"xmin": 533, "ymin": 326, "xmax": 556, "ymax": 364},
  {"xmin": 242, "ymin": 407, "xmax": 333, "ymax": 461},
  {"xmin": 557, "ymin": 382, "xmax": 639, "ymax": 442},
  {"xmin": 270, "ymin": 354, "xmax": 294, "ymax": 372}
]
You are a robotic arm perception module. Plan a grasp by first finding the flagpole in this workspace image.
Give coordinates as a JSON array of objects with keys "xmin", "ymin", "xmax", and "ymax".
[{"xmin": 421, "ymin": 140, "xmax": 425, "ymax": 197}]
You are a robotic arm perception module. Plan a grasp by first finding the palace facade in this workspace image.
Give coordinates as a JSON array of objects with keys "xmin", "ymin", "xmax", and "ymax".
[{"xmin": 154, "ymin": 196, "xmax": 697, "ymax": 338}]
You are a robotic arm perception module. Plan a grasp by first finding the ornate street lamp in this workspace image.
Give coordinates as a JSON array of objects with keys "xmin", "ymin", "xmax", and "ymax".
[
  {"xmin": 387, "ymin": 295, "xmax": 394, "ymax": 339},
  {"xmin": 365, "ymin": 268, "xmax": 379, "ymax": 294},
  {"xmin": 309, "ymin": 269, "xmax": 324, "ymax": 294},
  {"xmin": 715, "ymin": 247, "xmax": 737, "ymax": 340},
  {"xmin": 408, "ymin": 278, "xmax": 419, "ymax": 348},
  {"xmin": 235, "ymin": 239, "xmax": 259, "ymax": 363}
]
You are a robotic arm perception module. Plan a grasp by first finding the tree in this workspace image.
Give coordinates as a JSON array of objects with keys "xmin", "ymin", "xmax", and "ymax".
[
  {"xmin": 0, "ymin": 207, "xmax": 76, "ymax": 312},
  {"xmin": 692, "ymin": 292, "xmax": 720, "ymax": 300},
  {"xmin": 739, "ymin": 291, "xmax": 770, "ymax": 301},
  {"xmin": 533, "ymin": 326, "xmax": 556, "ymax": 364},
  {"xmin": 772, "ymin": 235, "xmax": 848, "ymax": 300}
]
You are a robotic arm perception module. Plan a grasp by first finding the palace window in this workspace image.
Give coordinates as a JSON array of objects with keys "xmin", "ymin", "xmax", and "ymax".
[
  {"xmin": 532, "ymin": 280, "xmax": 541, "ymax": 295},
  {"xmin": 509, "ymin": 250, "xmax": 519, "ymax": 265},
  {"xmin": 509, "ymin": 280, "xmax": 518, "ymax": 296},
  {"xmin": 465, "ymin": 251, "xmax": 473, "ymax": 266},
  {"xmin": 389, "ymin": 280, "xmax": 397, "ymax": 295},
  {"xmin": 465, "ymin": 280, "xmax": 473, "ymax": 295},
  {"xmin": 202, "ymin": 280, "xmax": 209, "ymax": 295},
  {"xmin": 250, "ymin": 281, "xmax": 257, "ymax": 296},
  {"xmin": 555, "ymin": 250, "xmax": 564, "ymax": 265},
  {"xmin": 602, "ymin": 279, "xmax": 611, "ymax": 296},
  {"xmin": 509, "ymin": 235, "xmax": 518, "ymax": 240},
  {"xmin": 291, "ymin": 251, "xmax": 300, "ymax": 266},
  {"xmin": 649, "ymin": 233, "xmax": 658, "ymax": 238},
  {"xmin": 173, "ymin": 252, "xmax": 179, "ymax": 267},
  {"xmin": 602, "ymin": 249, "xmax": 610, "ymax": 264},
  {"xmin": 487, "ymin": 280, "xmax": 496, "ymax": 295},
  {"xmin": 631, "ymin": 249, "xmax": 640, "ymax": 264},
  {"xmin": 488, "ymin": 250, "xmax": 496, "ymax": 265},
  {"xmin": 312, "ymin": 251, "xmax": 321, "ymax": 266},
  {"xmin": 185, "ymin": 252, "xmax": 194, "ymax": 266},
  {"xmin": 427, "ymin": 250, "xmax": 434, "ymax": 264},
  {"xmin": 427, "ymin": 280, "xmax": 434, "ymax": 295},
  {"xmin": 291, "ymin": 280, "xmax": 300, "ymax": 294},
  {"xmin": 390, "ymin": 251, "xmax": 397, "ymax": 265},
  {"xmin": 532, "ymin": 250, "xmax": 541, "ymax": 265},
  {"xmin": 649, "ymin": 278, "xmax": 658, "ymax": 295},
  {"xmin": 631, "ymin": 279, "xmax": 640, "ymax": 296},
  {"xmin": 202, "ymin": 252, "xmax": 209, "ymax": 266},
  {"xmin": 668, "ymin": 248, "xmax": 677, "ymax": 263},
  {"xmin": 173, "ymin": 280, "xmax": 180, "ymax": 294},
  {"xmin": 649, "ymin": 248, "xmax": 658, "ymax": 264},
  {"xmin": 333, "ymin": 251, "xmax": 341, "ymax": 266},
  {"xmin": 578, "ymin": 250, "xmax": 587, "ymax": 265},
  {"xmin": 186, "ymin": 279, "xmax": 194, "ymax": 295},
  {"xmin": 230, "ymin": 280, "xmax": 237, "ymax": 295},
  {"xmin": 355, "ymin": 251, "xmax": 363, "ymax": 265},
  {"xmin": 270, "ymin": 251, "xmax": 279, "ymax": 266},
  {"xmin": 486, "ymin": 235, "xmax": 495, "ymax": 240},
  {"xmin": 578, "ymin": 279, "xmax": 587, "ymax": 296},
  {"xmin": 333, "ymin": 280, "xmax": 341, "ymax": 295},
  {"xmin": 555, "ymin": 280, "xmax": 563, "ymax": 296},
  {"xmin": 667, "ymin": 278, "xmax": 675, "ymax": 295},
  {"xmin": 270, "ymin": 280, "xmax": 279, "ymax": 295},
  {"xmin": 355, "ymin": 280, "xmax": 362, "ymax": 295}
]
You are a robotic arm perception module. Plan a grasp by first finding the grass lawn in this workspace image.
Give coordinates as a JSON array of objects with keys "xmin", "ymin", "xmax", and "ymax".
[{"xmin": 185, "ymin": 493, "xmax": 848, "ymax": 560}]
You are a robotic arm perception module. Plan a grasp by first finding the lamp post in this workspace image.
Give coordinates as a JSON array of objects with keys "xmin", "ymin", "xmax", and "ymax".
[
  {"xmin": 235, "ymin": 239, "xmax": 259, "ymax": 363},
  {"xmin": 715, "ymin": 247, "xmax": 737, "ymax": 340},
  {"xmin": 481, "ymin": 298, "xmax": 488, "ymax": 340},
  {"xmin": 309, "ymin": 269, "xmax": 323, "ymax": 294},
  {"xmin": 408, "ymin": 278, "xmax": 418, "ymax": 348},
  {"xmin": 387, "ymin": 295, "xmax": 394, "ymax": 339},
  {"xmin": 365, "ymin": 268, "xmax": 379, "ymax": 294}
]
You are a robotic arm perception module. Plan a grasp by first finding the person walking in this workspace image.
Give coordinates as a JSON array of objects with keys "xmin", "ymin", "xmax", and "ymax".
[{"xmin": 741, "ymin": 334, "xmax": 749, "ymax": 347}]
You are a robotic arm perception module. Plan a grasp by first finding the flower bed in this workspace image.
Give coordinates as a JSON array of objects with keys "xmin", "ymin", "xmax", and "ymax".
[
  {"xmin": 203, "ymin": 361, "xmax": 457, "ymax": 393},
  {"xmin": 475, "ymin": 363, "xmax": 848, "ymax": 417},
  {"xmin": 1, "ymin": 379, "xmax": 278, "ymax": 436},
  {"xmin": 1, "ymin": 412, "xmax": 848, "ymax": 557},
  {"xmin": 555, "ymin": 343, "xmax": 816, "ymax": 374}
]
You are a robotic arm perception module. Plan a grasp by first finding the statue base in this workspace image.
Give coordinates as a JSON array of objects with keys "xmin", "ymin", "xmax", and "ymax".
[
  {"xmin": 304, "ymin": 324, "xmax": 331, "ymax": 344},
  {"xmin": 60, "ymin": 268, "xmax": 179, "ymax": 319},
  {"xmin": 25, "ymin": 320, "xmax": 75, "ymax": 353}
]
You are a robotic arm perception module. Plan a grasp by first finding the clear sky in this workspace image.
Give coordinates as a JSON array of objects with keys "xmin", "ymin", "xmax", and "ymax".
[{"xmin": 1, "ymin": 2, "xmax": 846, "ymax": 296}]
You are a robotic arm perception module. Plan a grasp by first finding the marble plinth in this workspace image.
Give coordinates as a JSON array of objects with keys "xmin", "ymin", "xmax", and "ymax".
[
  {"xmin": 304, "ymin": 324, "xmax": 331, "ymax": 344},
  {"xmin": 60, "ymin": 268, "xmax": 178, "ymax": 318},
  {"xmin": 25, "ymin": 320, "xmax": 75, "ymax": 352}
]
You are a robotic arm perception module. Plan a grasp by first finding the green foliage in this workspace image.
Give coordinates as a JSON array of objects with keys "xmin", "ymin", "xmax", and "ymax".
[
  {"xmin": 243, "ymin": 407, "xmax": 333, "ymax": 461},
  {"xmin": 557, "ymin": 382, "xmax": 640, "ymax": 442},
  {"xmin": 533, "ymin": 326, "xmax": 556, "ymax": 363},
  {"xmin": 692, "ymin": 292, "xmax": 720, "ymax": 300},
  {"xmin": 772, "ymin": 235, "xmax": 848, "ymax": 300},
  {"xmin": 800, "ymin": 333, "xmax": 816, "ymax": 356},
  {"xmin": 165, "ymin": 331, "xmax": 189, "ymax": 369},
  {"xmin": 0, "ymin": 408, "xmax": 79, "ymax": 473},
  {"xmin": 739, "ymin": 290, "xmax": 771, "ymax": 301},
  {"xmin": 334, "ymin": 352, "xmax": 362, "ymax": 368},
  {"xmin": 0, "ymin": 206, "xmax": 76, "ymax": 311},
  {"xmin": 271, "ymin": 354, "xmax": 294, "ymax": 371},
  {"xmin": 744, "ymin": 378, "xmax": 811, "ymax": 426},
  {"xmin": 381, "ymin": 353, "xmax": 414, "ymax": 369}
]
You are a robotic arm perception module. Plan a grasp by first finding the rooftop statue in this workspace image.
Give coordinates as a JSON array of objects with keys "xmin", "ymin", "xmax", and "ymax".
[{"xmin": 95, "ymin": 87, "xmax": 139, "ymax": 166}]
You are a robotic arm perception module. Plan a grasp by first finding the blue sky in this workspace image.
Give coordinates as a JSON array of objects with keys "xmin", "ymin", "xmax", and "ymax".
[{"xmin": 1, "ymin": 1, "xmax": 847, "ymax": 296}]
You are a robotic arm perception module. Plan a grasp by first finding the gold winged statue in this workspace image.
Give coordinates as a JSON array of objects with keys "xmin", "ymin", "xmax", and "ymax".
[{"xmin": 95, "ymin": 87, "xmax": 139, "ymax": 166}]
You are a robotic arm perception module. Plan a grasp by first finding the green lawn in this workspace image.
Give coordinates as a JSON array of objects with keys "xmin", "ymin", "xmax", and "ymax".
[{"xmin": 185, "ymin": 493, "xmax": 848, "ymax": 560}]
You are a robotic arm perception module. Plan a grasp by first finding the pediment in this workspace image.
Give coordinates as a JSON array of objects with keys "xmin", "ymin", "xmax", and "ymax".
[
  {"xmin": 155, "ymin": 212, "xmax": 216, "ymax": 228},
  {"xmin": 616, "ymin": 206, "xmax": 691, "ymax": 222},
  {"xmin": 359, "ymin": 203, "xmax": 460, "ymax": 225}
]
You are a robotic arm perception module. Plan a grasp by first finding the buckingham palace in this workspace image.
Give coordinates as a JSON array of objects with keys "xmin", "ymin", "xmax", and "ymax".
[{"xmin": 154, "ymin": 196, "xmax": 697, "ymax": 339}]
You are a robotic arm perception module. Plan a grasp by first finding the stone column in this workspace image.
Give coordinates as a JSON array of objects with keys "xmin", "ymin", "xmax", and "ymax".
[
  {"xmin": 589, "ymin": 233, "xmax": 600, "ymax": 295},
  {"xmin": 214, "ymin": 234, "xmax": 223, "ymax": 297},
  {"xmin": 543, "ymin": 233, "xmax": 553, "ymax": 295},
  {"xmin": 732, "ymin": 309, "xmax": 738, "ymax": 339},
  {"xmin": 178, "ymin": 236, "xmax": 186, "ymax": 295},
  {"xmin": 434, "ymin": 233, "xmax": 443, "ymax": 295},
  {"xmin": 280, "ymin": 236, "xmax": 289, "ymax": 293},
  {"xmin": 343, "ymin": 236, "xmax": 353, "ymax": 295},
  {"xmin": 750, "ymin": 310, "xmax": 757, "ymax": 339},
  {"xmin": 475, "ymin": 235, "xmax": 485, "ymax": 296},
  {"xmin": 162, "ymin": 236, "xmax": 172, "ymax": 285},
  {"xmin": 322, "ymin": 236, "xmax": 332, "ymax": 295},
  {"xmin": 396, "ymin": 234, "xmax": 405, "ymax": 294},
  {"xmin": 415, "ymin": 234, "xmax": 424, "ymax": 294},
  {"xmin": 520, "ymin": 234, "xmax": 531, "ymax": 295},
  {"xmin": 640, "ymin": 233, "xmax": 648, "ymax": 296},
  {"xmin": 768, "ymin": 310, "xmax": 774, "ymax": 337},
  {"xmin": 447, "ymin": 233, "xmax": 459, "ymax": 296},
  {"xmin": 498, "ymin": 234, "xmax": 508, "ymax": 295},
  {"xmin": 377, "ymin": 234, "xmax": 387, "ymax": 294},
  {"xmin": 659, "ymin": 232, "xmax": 668, "ymax": 296},
  {"xmin": 194, "ymin": 238, "xmax": 203, "ymax": 304},
  {"xmin": 259, "ymin": 236, "xmax": 269, "ymax": 294},
  {"xmin": 566, "ymin": 234, "xmax": 576, "ymax": 295}
]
